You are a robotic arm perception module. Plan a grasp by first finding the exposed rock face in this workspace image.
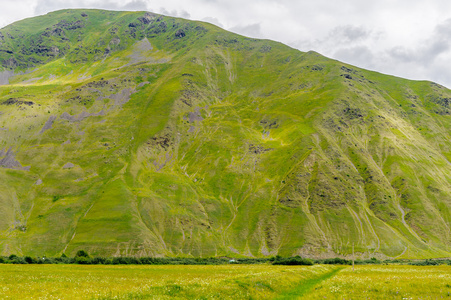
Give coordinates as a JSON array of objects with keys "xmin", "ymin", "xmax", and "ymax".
[
  {"xmin": 0, "ymin": 148, "xmax": 30, "ymax": 171},
  {"xmin": 42, "ymin": 27, "xmax": 65, "ymax": 37},
  {"xmin": 2, "ymin": 57, "xmax": 17, "ymax": 69},
  {"xmin": 25, "ymin": 45, "xmax": 60, "ymax": 56},
  {"xmin": 110, "ymin": 37, "xmax": 120, "ymax": 45},
  {"xmin": 60, "ymin": 110, "xmax": 104, "ymax": 122},
  {"xmin": 39, "ymin": 115, "xmax": 57, "ymax": 134},
  {"xmin": 175, "ymin": 29, "xmax": 186, "ymax": 38},
  {"xmin": 0, "ymin": 70, "xmax": 14, "ymax": 85},
  {"xmin": 50, "ymin": 46, "xmax": 60, "ymax": 55},
  {"xmin": 1, "ymin": 98, "xmax": 34, "ymax": 106},
  {"xmin": 138, "ymin": 12, "xmax": 156, "ymax": 24},
  {"xmin": 63, "ymin": 162, "xmax": 75, "ymax": 169},
  {"xmin": 57, "ymin": 20, "xmax": 85, "ymax": 30}
]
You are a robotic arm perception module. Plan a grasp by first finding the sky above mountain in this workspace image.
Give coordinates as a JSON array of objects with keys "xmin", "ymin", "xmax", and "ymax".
[{"xmin": 2, "ymin": 0, "xmax": 451, "ymax": 88}]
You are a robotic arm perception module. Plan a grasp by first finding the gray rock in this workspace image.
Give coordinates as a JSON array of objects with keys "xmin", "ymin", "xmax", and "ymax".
[
  {"xmin": 60, "ymin": 110, "xmax": 104, "ymax": 122},
  {"xmin": 0, "ymin": 148, "xmax": 29, "ymax": 170},
  {"xmin": 175, "ymin": 29, "xmax": 186, "ymax": 38},
  {"xmin": 0, "ymin": 70, "xmax": 14, "ymax": 85},
  {"xmin": 62, "ymin": 162, "xmax": 74, "ymax": 169},
  {"xmin": 39, "ymin": 115, "xmax": 57, "ymax": 134}
]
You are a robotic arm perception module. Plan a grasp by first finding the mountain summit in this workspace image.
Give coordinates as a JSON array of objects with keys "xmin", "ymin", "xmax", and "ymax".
[{"xmin": 1, "ymin": 9, "xmax": 451, "ymax": 258}]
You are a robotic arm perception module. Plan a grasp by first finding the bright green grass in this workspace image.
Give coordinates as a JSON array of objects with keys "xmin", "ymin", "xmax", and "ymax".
[
  {"xmin": 2, "ymin": 9, "xmax": 451, "ymax": 259},
  {"xmin": 0, "ymin": 264, "xmax": 337, "ymax": 299},
  {"xmin": 1, "ymin": 265, "xmax": 451, "ymax": 299},
  {"xmin": 305, "ymin": 265, "xmax": 451, "ymax": 299}
]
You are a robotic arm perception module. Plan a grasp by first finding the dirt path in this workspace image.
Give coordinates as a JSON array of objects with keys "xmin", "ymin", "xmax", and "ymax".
[{"xmin": 276, "ymin": 266, "xmax": 344, "ymax": 299}]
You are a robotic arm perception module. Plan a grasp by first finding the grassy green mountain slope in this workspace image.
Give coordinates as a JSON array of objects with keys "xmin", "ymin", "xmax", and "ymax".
[{"xmin": 1, "ymin": 9, "xmax": 451, "ymax": 258}]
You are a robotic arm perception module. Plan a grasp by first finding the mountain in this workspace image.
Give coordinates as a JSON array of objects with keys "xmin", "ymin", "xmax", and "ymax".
[{"xmin": 1, "ymin": 9, "xmax": 451, "ymax": 259}]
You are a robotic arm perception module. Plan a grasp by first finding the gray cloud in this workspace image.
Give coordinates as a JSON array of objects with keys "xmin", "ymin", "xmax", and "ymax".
[
  {"xmin": 434, "ymin": 18, "xmax": 451, "ymax": 37},
  {"xmin": 329, "ymin": 26, "xmax": 372, "ymax": 44},
  {"xmin": 386, "ymin": 19, "xmax": 451, "ymax": 67},
  {"xmin": 34, "ymin": 0, "xmax": 149, "ymax": 15},
  {"xmin": 122, "ymin": 0, "xmax": 149, "ymax": 11},
  {"xmin": 230, "ymin": 23, "xmax": 262, "ymax": 38},
  {"xmin": 334, "ymin": 46, "xmax": 376, "ymax": 69},
  {"xmin": 202, "ymin": 17, "xmax": 223, "ymax": 28},
  {"xmin": 387, "ymin": 47, "xmax": 415, "ymax": 63},
  {"xmin": 158, "ymin": 7, "xmax": 190, "ymax": 19},
  {"xmin": 179, "ymin": 10, "xmax": 191, "ymax": 19}
]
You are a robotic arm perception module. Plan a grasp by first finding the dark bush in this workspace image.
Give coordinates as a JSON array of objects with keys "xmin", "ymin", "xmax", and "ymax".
[
  {"xmin": 409, "ymin": 259, "xmax": 440, "ymax": 266},
  {"xmin": 111, "ymin": 257, "xmax": 141, "ymax": 265},
  {"xmin": 139, "ymin": 257, "xmax": 156, "ymax": 264},
  {"xmin": 10, "ymin": 257, "xmax": 27, "ymax": 264},
  {"xmin": 75, "ymin": 256, "xmax": 91, "ymax": 264},
  {"xmin": 273, "ymin": 255, "xmax": 314, "ymax": 266},
  {"xmin": 91, "ymin": 257, "xmax": 107, "ymax": 264},
  {"xmin": 24, "ymin": 256, "xmax": 35, "ymax": 264},
  {"xmin": 316, "ymin": 258, "xmax": 351, "ymax": 265},
  {"xmin": 75, "ymin": 250, "xmax": 90, "ymax": 258},
  {"xmin": 40, "ymin": 257, "xmax": 55, "ymax": 264}
]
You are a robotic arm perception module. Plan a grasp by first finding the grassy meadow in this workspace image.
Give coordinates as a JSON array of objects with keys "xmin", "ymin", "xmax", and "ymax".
[{"xmin": 1, "ymin": 264, "xmax": 451, "ymax": 299}]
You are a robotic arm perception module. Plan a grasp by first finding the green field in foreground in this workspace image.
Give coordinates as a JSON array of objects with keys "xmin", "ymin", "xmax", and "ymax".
[{"xmin": 1, "ymin": 264, "xmax": 451, "ymax": 299}]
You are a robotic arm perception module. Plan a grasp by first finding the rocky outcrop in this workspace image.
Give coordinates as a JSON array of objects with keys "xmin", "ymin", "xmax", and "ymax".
[
  {"xmin": 1, "ymin": 98, "xmax": 34, "ymax": 106},
  {"xmin": 42, "ymin": 27, "xmax": 65, "ymax": 37},
  {"xmin": 2, "ymin": 57, "xmax": 17, "ymax": 69},
  {"xmin": 175, "ymin": 29, "xmax": 186, "ymax": 38},
  {"xmin": 0, "ymin": 70, "xmax": 14, "ymax": 85},
  {"xmin": 62, "ymin": 162, "xmax": 75, "ymax": 169},
  {"xmin": 60, "ymin": 110, "xmax": 104, "ymax": 122},
  {"xmin": 39, "ymin": 115, "xmax": 57, "ymax": 134},
  {"xmin": 57, "ymin": 20, "xmax": 85, "ymax": 30},
  {"xmin": 0, "ymin": 148, "xmax": 30, "ymax": 171},
  {"xmin": 110, "ymin": 37, "xmax": 120, "ymax": 45},
  {"xmin": 138, "ymin": 12, "xmax": 156, "ymax": 24}
]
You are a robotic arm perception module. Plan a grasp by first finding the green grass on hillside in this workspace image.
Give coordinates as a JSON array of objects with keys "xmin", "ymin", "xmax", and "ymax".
[{"xmin": 1, "ymin": 9, "xmax": 451, "ymax": 258}]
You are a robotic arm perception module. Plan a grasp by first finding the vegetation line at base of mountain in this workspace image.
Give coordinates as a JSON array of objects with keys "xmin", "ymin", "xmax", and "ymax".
[{"xmin": 2, "ymin": 251, "xmax": 451, "ymax": 266}]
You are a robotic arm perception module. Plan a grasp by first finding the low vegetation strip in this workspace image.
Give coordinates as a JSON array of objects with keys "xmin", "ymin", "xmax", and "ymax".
[{"xmin": 3, "ymin": 252, "xmax": 451, "ymax": 266}]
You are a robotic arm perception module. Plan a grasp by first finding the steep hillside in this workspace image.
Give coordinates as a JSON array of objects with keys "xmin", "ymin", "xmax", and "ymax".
[{"xmin": 1, "ymin": 9, "xmax": 451, "ymax": 258}]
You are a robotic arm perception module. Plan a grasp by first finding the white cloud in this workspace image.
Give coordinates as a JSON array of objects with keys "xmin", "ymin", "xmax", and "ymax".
[
  {"xmin": 34, "ymin": 0, "xmax": 149, "ymax": 15},
  {"xmin": 202, "ymin": 17, "xmax": 223, "ymax": 28},
  {"xmin": 230, "ymin": 23, "xmax": 262, "ymax": 38}
]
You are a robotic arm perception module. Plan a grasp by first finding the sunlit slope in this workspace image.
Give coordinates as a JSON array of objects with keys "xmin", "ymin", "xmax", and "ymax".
[{"xmin": 1, "ymin": 9, "xmax": 451, "ymax": 258}]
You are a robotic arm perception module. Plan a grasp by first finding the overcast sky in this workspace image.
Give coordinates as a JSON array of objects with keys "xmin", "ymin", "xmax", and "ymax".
[{"xmin": 2, "ymin": 0, "xmax": 451, "ymax": 87}]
